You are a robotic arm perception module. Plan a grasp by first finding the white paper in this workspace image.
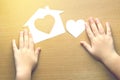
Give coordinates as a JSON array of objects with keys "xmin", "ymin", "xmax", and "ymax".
[
  {"xmin": 24, "ymin": 6, "xmax": 65, "ymax": 43},
  {"xmin": 66, "ymin": 19, "xmax": 85, "ymax": 38}
]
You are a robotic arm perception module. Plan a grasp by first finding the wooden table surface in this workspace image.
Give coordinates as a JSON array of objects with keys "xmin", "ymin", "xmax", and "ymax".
[{"xmin": 0, "ymin": 0, "xmax": 120, "ymax": 80}]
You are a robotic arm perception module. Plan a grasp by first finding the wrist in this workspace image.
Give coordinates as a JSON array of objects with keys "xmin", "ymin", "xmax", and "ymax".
[
  {"xmin": 101, "ymin": 51, "xmax": 119, "ymax": 64},
  {"xmin": 16, "ymin": 67, "xmax": 32, "ymax": 78},
  {"xmin": 16, "ymin": 65, "xmax": 32, "ymax": 72}
]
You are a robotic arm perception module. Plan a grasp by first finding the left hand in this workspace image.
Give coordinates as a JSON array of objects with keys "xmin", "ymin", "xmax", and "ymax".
[{"xmin": 12, "ymin": 29, "xmax": 41, "ymax": 75}]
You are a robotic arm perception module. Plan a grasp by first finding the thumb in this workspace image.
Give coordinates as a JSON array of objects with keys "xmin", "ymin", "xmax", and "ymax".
[
  {"xmin": 12, "ymin": 39, "xmax": 18, "ymax": 52},
  {"xmin": 35, "ymin": 47, "xmax": 41, "ymax": 57},
  {"xmin": 80, "ymin": 41, "xmax": 92, "ymax": 53}
]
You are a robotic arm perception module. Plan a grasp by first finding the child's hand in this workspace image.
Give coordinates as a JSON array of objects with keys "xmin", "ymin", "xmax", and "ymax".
[
  {"xmin": 12, "ymin": 29, "xmax": 41, "ymax": 79},
  {"xmin": 80, "ymin": 17, "xmax": 118, "ymax": 61}
]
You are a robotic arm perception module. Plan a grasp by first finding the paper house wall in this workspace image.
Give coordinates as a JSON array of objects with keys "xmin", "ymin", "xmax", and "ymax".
[{"xmin": 24, "ymin": 6, "xmax": 65, "ymax": 43}]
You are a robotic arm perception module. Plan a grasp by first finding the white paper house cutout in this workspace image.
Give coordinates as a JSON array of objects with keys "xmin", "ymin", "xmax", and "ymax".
[{"xmin": 24, "ymin": 6, "xmax": 65, "ymax": 43}]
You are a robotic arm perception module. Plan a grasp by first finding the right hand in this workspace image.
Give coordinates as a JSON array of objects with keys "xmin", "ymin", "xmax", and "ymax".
[{"xmin": 80, "ymin": 17, "xmax": 118, "ymax": 61}]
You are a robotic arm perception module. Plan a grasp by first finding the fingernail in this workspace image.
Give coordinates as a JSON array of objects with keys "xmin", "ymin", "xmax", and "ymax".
[
  {"xmin": 20, "ymin": 31, "xmax": 23, "ymax": 34},
  {"xmin": 80, "ymin": 41, "xmax": 83, "ymax": 45},
  {"xmin": 12, "ymin": 39, "xmax": 15, "ymax": 43},
  {"xmin": 95, "ymin": 18, "xmax": 99, "ymax": 23},
  {"xmin": 24, "ymin": 29, "xmax": 27, "ymax": 32},
  {"xmin": 89, "ymin": 17, "xmax": 94, "ymax": 23},
  {"xmin": 29, "ymin": 32, "xmax": 31, "ymax": 35},
  {"xmin": 85, "ymin": 22, "xmax": 89, "ymax": 28},
  {"xmin": 106, "ymin": 22, "xmax": 110, "ymax": 26},
  {"xmin": 38, "ymin": 47, "xmax": 41, "ymax": 51},
  {"xmin": 106, "ymin": 22, "xmax": 109, "ymax": 24}
]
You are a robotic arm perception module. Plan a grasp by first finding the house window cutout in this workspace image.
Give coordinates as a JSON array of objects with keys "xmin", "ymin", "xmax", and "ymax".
[
  {"xmin": 24, "ymin": 6, "xmax": 65, "ymax": 43},
  {"xmin": 35, "ymin": 15, "xmax": 55, "ymax": 34}
]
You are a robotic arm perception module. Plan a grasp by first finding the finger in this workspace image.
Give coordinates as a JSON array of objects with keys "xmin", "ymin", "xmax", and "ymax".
[
  {"xmin": 19, "ymin": 31, "xmax": 24, "ymax": 48},
  {"xmin": 106, "ymin": 22, "xmax": 112, "ymax": 36},
  {"xmin": 85, "ymin": 23, "xmax": 95, "ymax": 41},
  {"xmin": 35, "ymin": 47, "xmax": 41, "ymax": 57},
  {"xmin": 89, "ymin": 17, "xmax": 99, "ymax": 36},
  {"xmin": 95, "ymin": 18, "xmax": 105, "ymax": 34},
  {"xmin": 24, "ymin": 29, "xmax": 29, "ymax": 48},
  {"xmin": 12, "ymin": 39, "xmax": 18, "ymax": 52},
  {"xmin": 80, "ymin": 41, "xmax": 92, "ymax": 53},
  {"xmin": 29, "ymin": 32, "xmax": 34, "ymax": 50}
]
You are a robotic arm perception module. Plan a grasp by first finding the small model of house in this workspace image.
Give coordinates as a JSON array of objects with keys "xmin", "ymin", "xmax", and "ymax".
[{"xmin": 24, "ymin": 6, "xmax": 65, "ymax": 43}]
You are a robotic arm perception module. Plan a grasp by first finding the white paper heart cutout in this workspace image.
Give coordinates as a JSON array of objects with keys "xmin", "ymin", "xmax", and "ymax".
[{"xmin": 66, "ymin": 19, "xmax": 85, "ymax": 38}]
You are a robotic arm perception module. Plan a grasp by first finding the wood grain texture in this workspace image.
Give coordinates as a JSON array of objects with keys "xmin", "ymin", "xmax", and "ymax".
[{"xmin": 0, "ymin": 0, "xmax": 120, "ymax": 80}]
